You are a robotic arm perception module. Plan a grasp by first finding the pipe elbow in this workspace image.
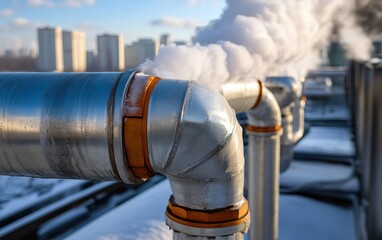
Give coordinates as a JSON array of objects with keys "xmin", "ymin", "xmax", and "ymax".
[
  {"xmin": 147, "ymin": 80, "xmax": 245, "ymax": 210},
  {"xmin": 265, "ymin": 76, "xmax": 301, "ymax": 109},
  {"xmin": 293, "ymin": 97, "xmax": 306, "ymax": 143},
  {"xmin": 246, "ymin": 85, "xmax": 282, "ymax": 129}
]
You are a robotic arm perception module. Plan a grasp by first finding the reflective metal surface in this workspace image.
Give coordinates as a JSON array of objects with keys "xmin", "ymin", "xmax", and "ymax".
[
  {"xmin": 265, "ymin": 77, "xmax": 300, "ymax": 109},
  {"xmin": 247, "ymin": 131, "xmax": 281, "ymax": 240},
  {"xmin": 0, "ymin": 72, "xmax": 138, "ymax": 183},
  {"xmin": 220, "ymin": 82, "xmax": 261, "ymax": 113},
  {"xmin": 293, "ymin": 98, "xmax": 306, "ymax": 143},
  {"xmin": 246, "ymin": 87, "xmax": 281, "ymax": 128},
  {"xmin": 246, "ymin": 84, "xmax": 281, "ymax": 240},
  {"xmin": 265, "ymin": 77, "xmax": 302, "ymax": 173},
  {"xmin": 148, "ymin": 80, "xmax": 245, "ymax": 210},
  {"xmin": 280, "ymin": 108, "xmax": 294, "ymax": 172}
]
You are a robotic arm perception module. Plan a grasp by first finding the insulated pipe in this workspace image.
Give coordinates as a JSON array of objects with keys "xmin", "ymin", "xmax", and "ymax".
[
  {"xmin": 218, "ymin": 80, "xmax": 282, "ymax": 240},
  {"xmin": 293, "ymin": 96, "xmax": 307, "ymax": 143},
  {"xmin": 220, "ymin": 82, "xmax": 261, "ymax": 113},
  {"xmin": 0, "ymin": 71, "xmax": 250, "ymax": 239},
  {"xmin": 264, "ymin": 77, "xmax": 301, "ymax": 172},
  {"xmin": 246, "ymin": 83, "xmax": 282, "ymax": 240},
  {"xmin": 0, "ymin": 72, "xmax": 140, "ymax": 183}
]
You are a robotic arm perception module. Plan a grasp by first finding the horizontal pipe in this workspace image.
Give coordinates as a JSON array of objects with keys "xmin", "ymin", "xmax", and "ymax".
[
  {"xmin": 0, "ymin": 71, "xmax": 140, "ymax": 184},
  {"xmin": 0, "ymin": 72, "xmax": 250, "ymax": 239},
  {"xmin": 219, "ymin": 82, "xmax": 261, "ymax": 113}
]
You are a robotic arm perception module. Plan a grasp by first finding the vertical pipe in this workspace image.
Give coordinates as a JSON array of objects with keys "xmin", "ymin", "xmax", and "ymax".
[
  {"xmin": 248, "ymin": 130, "xmax": 281, "ymax": 240},
  {"xmin": 246, "ymin": 84, "xmax": 282, "ymax": 240},
  {"xmin": 293, "ymin": 97, "xmax": 306, "ymax": 143},
  {"xmin": 280, "ymin": 107, "xmax": 294, "ymax": 172}
]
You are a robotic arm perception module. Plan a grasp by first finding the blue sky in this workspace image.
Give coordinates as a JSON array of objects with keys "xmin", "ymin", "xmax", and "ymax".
[{"xmin": 0, "ymin": 0, "xmax": 225, "ymax": 53}]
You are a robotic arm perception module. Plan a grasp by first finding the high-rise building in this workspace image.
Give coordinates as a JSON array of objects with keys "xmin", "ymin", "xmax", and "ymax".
[
  {"xmin": 174, "ymin": 41, "xmax": 187, "ymax": 46},
  {"xmin": 62, "ymin": 30, "xmax": 86, "ymax": 72},
  {"xmin": 37, "ymin": 27, "xmax": 64, "ymax": 72},
  {"xmin": 125, "ymin": 45, "xmax": 139, "ymax": 69},
  {"xmin": 160, "ymin": 34, "xmax": 171, "ymax": 46},
  {"xmin": 86, "ymin": 50, "xmax": 96, "ymax": 71},
  {"xmin": 18, "ymin": 48, "xmax": 34, "ymax": 58},
  {"xmin": 4, "ymin": 49, "xmax": 15, "ymax": 58},
  {"xmin": 133, "ymin": 38, "xmax": 157, "ymax": 64},
  {"xmin": 97, "ymin": 34, "xmax": 125, "ymax": 71}
]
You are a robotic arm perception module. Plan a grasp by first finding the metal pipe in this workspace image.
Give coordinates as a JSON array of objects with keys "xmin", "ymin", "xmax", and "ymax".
[
  {"xmin": 264, "ymin": 76, "xmax": 301, "ymax": 172},
  {"xmin": 0, "ymin": 72, "xmax": 250, "ymax": 239},
  {"xmin": 220, "ymin": 82, "xmax": 261, "ymax": 113},
  {"xmin": 0, "ymin": 71, "xmax": 140, "ymax": 184},
  {"xmin": 246, "ymin": 85, "xmax": 282, "ymax": 240},
  {"xmin": 293, "ymin": 96, "xmax": 306, "ymax": 143},
  {"xmin": 218, "ymin": 80, "xmax": 282, "ymax": 240}
]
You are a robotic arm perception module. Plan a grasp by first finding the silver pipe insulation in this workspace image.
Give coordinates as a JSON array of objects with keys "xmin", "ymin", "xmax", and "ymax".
[
  {"xmin": 246, "ymin": 86, "xmax": 282, "ymax": 240},
  {"xmin": 0, "ymin": 71, "xmax": 250, "ymax": 239},
  {"xmin": 220, "ymin": 82, "xmax": 261, "ymax": 113},
  {"xmin": 0, "ymin": 72, "xmax": 139, "ymax": 183},
  {"xmin": 264, "ymin": 77, "xmax": 302, "ymax": 172},
  {"xmin": 218, "ymin": 81, "xmax": 282, "ymax": 240},
  {"xmin": 293, "ymin": 96, "xmax": 306, "ymax": 143}
]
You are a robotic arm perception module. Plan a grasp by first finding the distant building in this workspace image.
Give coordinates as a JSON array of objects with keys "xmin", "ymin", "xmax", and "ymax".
[
  {"xmin": 174, "ymin": 41, "xmax": 187, "ymax": 46},
  {"xmin": 86, "ymin": 50, "xmax": 96, "ymax": 71},
  {"xmin": 132, "ymin": 38, "xmax": 157, "ymax": 64},
  {"xmin": 18, "ymin": 49, "xmax": 33, "ymax": 58},
  {"xmin": 62, "ymin": 30, "xmax": 86, "ymax": 72},
  {"xmin": 125, "ymin": 44, "xmax": 139, "ymax": 69},
  {"xmin": 160, "ymin": 34, "xmax": 171, "ymax": 46},
  {"xmin": 328, "ymin": 41, "xmax": 347, "ymax": 67},
  {"xmin": 97, "ymin": 34, "xmax": 125, "ymax": 71},
  {"xmin": 37, "ymin": 27, "xmax": 64, "ymax": 72},
  {"xmin": 4, "ymin": 49, "xmax": 15, "ymax": 58}
]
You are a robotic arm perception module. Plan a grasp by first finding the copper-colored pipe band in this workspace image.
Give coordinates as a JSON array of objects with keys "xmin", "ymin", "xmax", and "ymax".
[
  {"xmin": 123, "ymin": 75, "xmax": 160, "ymax": 180},
  {"xmin": 251, "ymin": 80, "xmax": 263, "ymax": 109},
  {"xmin": 166, "ymin": 196, "xmax": 250, "ymax": 228},
  {"xmin": 246, "ymin": 125, "xmax": 282, "ymax": 133}
]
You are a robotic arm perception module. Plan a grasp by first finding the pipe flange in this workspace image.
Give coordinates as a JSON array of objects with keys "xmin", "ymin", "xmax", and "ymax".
[
  {"xmin": 123, "ymin": 73, "xmax": 160, "ymax": 180},
  {"xmin": 165, "ymin": 195, "xmax": 250, "ymax": 237}
]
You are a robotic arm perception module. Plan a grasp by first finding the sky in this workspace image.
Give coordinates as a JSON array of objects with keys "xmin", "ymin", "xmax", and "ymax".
[{"xmin": 0, "ymin": 0, "xmax": 225, "ymax": 54}]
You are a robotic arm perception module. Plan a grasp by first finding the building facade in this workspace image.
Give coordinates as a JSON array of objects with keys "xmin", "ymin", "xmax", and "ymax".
[
  {"xmin": 160, "ymin": 34, "xmax": 171, "ymax": 46},
  {"xmin": 37, "ymin": 27, "xmax": 64, "ymax": 72},
  {"xmin": 125, "ymin": 45, "xmax": 139, "ymax": 69},
  {"xmin": 97, "ymin": 34, "xmax": 125, "ymax": 71},
  {"xmin": 132, "ymin": 38, "xmax": 157, "ymax": 65},
  {"xmin": 62, "ymin": 30, "xmax": 86, "ymax": 72}
]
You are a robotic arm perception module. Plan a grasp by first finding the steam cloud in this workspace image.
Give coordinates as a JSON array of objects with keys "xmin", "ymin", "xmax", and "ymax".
[{"xmin": 140, "ymin": 0, "xmax": 374, "ymax": 89}]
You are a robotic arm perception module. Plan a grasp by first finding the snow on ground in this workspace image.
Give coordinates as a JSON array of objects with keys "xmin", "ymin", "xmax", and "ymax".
[{"xmin": 0, "ymin": 175, "xmax": 87, "ymax": 219}]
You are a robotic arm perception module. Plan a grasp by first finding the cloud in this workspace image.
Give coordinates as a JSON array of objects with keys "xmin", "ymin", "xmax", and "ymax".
[
  {"xmin": 27, "ymin": 0, "xmax": 95, "ymax": 8},
  {"xmin": 151, "ymin": 16, "xmax": 198, "ymax": 28},
  {"xmin": 0, "ymin": 9, "xmax": 15, "ymax": 17},
  {"xmin": 63, "ymin": 0, "xmax": 95, "ymax": 8},
  {"xmin": 27, "ymin": 0, "xmax": 55, "ymax": 7},
  {"xmin": 11, "ymin": 17, "xmax": 41, "ymax": 28},
  {"xmin": 186, "ymin": 0, "xmax": 198, "ymax": 6}
]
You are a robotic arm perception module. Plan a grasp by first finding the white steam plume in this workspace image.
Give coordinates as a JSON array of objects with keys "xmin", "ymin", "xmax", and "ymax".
[{"xmin": 140, "ymin": 0, "xmax": 372, "ymax": 89}]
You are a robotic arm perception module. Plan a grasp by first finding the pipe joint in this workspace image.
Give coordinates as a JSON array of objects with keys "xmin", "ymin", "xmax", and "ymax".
[
  {"xmin": 147, "ymin": 79, "xmax": 249, "ymax": 238},
  {"xmin": 148, "ymin": 80, "xmax": 246, "ymax": 210},
  {"xmin": 264, "ymin": 76, "xmax": 301, "ymax": 109},
  {"xmin": 246, "ymin": 84, "xmax": 282, "ymax": 129}
]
